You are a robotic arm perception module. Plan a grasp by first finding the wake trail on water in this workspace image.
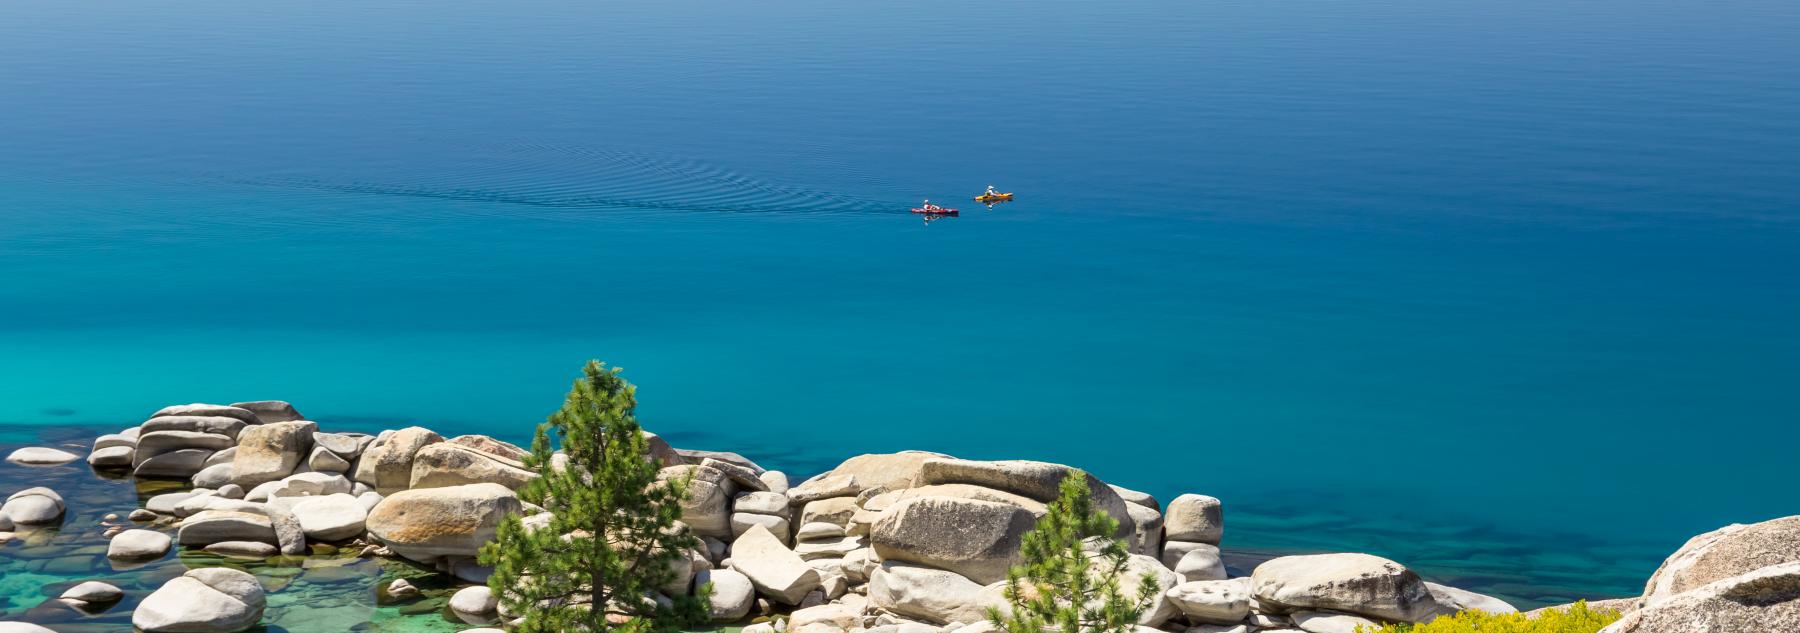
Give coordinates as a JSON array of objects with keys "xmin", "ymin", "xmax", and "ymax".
[{"xmin": 215, "ymin": 139, "xmax": 899, "ymax": 219}]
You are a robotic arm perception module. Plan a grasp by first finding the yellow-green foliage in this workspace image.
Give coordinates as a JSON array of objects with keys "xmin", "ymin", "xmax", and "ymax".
[{"xmin": 1356, "ymin": 601, "xmax": 1623, "ymax": 633}]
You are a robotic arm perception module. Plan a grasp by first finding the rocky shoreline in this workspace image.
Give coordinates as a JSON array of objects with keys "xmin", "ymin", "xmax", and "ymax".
[{"xmin": 2, "ymin": 401, "xmax": 1796, "ymax": 632}]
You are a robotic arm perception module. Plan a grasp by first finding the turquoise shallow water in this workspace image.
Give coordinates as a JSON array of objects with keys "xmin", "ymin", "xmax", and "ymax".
[{"xmin": 3, "ymin": 0, "xmax": 1799, "ymax": 611}]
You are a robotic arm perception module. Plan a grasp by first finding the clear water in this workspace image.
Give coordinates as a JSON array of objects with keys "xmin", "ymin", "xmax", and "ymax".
[{"xmin": 4, "ymin": 0, "xmax": 1799, "ymax": 613}]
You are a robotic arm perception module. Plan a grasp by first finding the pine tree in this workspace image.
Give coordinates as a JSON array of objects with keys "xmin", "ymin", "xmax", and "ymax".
[
  {"xmin": 988, "ymin": 470, "xmax": 1158, "ymax": 633},
  {"xmin": 479, "ymin": 360, "xmax": 710, "ymax": 633}
]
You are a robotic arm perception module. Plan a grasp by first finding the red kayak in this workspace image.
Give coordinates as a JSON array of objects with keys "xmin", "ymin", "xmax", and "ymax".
[{"xmin": 911, "ymin": 205, "xmax": 958, "ymax": 215}]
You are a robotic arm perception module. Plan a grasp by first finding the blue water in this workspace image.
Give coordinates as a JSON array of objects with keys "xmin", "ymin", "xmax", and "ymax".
[{"xmin": 3, "ymin": 0, "xmax": 1799, "ymax": 605}]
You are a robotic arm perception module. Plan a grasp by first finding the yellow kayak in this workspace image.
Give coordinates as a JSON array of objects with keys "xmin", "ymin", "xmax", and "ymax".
[{"xmin": 974, "ymin": 192, "xmax": 1014, "ymax": 203}]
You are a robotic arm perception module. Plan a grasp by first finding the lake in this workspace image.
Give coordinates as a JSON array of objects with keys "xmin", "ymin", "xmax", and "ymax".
[{"xmin": 3, "ymin": 0, "xmax": 1798, "ymax": 611}]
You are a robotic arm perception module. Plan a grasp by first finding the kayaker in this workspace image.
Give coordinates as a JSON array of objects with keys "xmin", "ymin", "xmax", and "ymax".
[{"xmin": 985, "ymin": 185, "xmax": 997, "ymax": 196}]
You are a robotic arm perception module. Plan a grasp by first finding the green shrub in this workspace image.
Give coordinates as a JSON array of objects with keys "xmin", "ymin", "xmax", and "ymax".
[{"xmin": 1357, "ymin": 601, "xmax": 1623, "ymax": 633}]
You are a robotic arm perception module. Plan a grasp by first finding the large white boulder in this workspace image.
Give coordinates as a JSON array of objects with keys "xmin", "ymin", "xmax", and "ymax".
[
  {"xmin": 791, "ymin": 451, "xmax": 949, "ymax": 503},
  {"xmin": 353, "ymin": 426, "xmax": 444, "ymax": 494},
  {"xmin": 152, "ymin": 403, "xmax": 259, "ymax": 425},
  {"xmin": 1166, "ymin": 579, "xmax": 1252, "ymax": 625},
  {"xmin": 1425, "ymin": 582, "xmax": 1516, "ymax": 615},
  {"xmin": 410, "ymin": 442, "xmax": 537, "ymax": 490},
  {"xmin": 0, "ymin": 487, "xmax": 65, "ymax": 524},
  {"xmin": 289, "ymin": 493, "xmax": 369, "ymax": 541},
  {"xmin": 1164, "ymin": 494, "xmax": 1224, "ymax": 545},
  {"xmin": 108, "ymin": 528, "xmax": 174, "ymax": 560},
  {"xmin": 698, "ymin": 568, "xmax": 755, "ymax": 621},
  {"xmin": 1641, "ymin": 515, "xmax": 1800, "ymax": 606},
  {"xmin": 135, "ymin": 449, "xmax": 215, "ymax": 478},
  {"xmin": 1600, "ymin": 561, "xmax": 1800, "ymax": 633},
  {"xmin": 141, "ymin": 415, "xmax": 249, "ymax": 440},
  {"xmin": 365, "ymin": 482, "xmax": 520, "ymax": 563},
  {"xmin": 1250, "ymin": 553, "xmax": 1440, "ymax": 623},
  {"xmin": 450, "ymin": 585, "xmax": 498, "ymax": 616},
  {"xmin": 133, "ymin": 567, "xmax": 266, "ymax": 632},
  {"xmin": 228, "ymin": 400, "xmax": 304, "ymax": 424},
  {"xmin": 232, "ymin": 421, "xmax": 316, "ymax": 486},
  {"xmin": 915, "ymin": 458, "xmax": 1133, "ymax": 538},
  {"xmin": 5, "ymin": 447, "xmax": 81, "ymax": 466},
  {"xmin": 729, "ymin": 523, "xmax": 820, "ymax": 605},
  {"xmin": 867, "ymin": 561, "xmax": 1007, "ymax": 625},
  {"xmin": 134, "ymin": 431, "xmax": 235, "ymax": 466},
  {"xmin": 872, "ymin": 496, "xmax": 1035, "ymax": 585},
  {"xmin": 1174, "ymin": 543, "xmax": 1228, "ymax": 581},
  {"xmin": 663, "ymin": 465, "xmax": 733, "ymax": 538},
  {"xmin": 177, "ymin": 510, "xmax": 279, "ymax": 547}
]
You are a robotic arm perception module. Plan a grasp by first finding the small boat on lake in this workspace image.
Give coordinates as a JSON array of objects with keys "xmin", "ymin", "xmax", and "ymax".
[
  {"xmin": 912, "ymin": 200, "xmax": 958, "ymax": 215},
  {"xmin": 974, "ymin": 185, "xmax": 1013, "ymax": 204}
]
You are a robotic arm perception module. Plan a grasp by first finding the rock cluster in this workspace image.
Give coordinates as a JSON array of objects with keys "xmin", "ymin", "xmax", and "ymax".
[{"xmin": 7, "ymin": 398, "xmax": 1796, "ymax": 633}]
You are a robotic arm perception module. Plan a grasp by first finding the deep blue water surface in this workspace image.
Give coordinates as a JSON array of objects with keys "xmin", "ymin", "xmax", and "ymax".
[{"xmin": 4, "ymin": 0, "xmax": 1799, "ymax": 606}]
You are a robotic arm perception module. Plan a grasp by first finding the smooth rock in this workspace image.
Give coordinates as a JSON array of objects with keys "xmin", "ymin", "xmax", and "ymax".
[
  {"xmin": 699, "ymin": 568, "xmax": 755, "ymax": 621},
  {"xmin": 308, "ymin": 446, "xmax": 351, "ymax": 473},
  {"xmin": 1600, "ymin": 561, "xmax": 1800, "ymax": 633},
  {"xmin": 872, "ymin": 496, "xmax": 1034, "ymax": 585},
  {"xmin": 152, "ymin": 403, "xmax": 259, "ymax": 425},
  {"xmin": 1125, "ymin": 501, "xmax": 1163, "ymax": 556},
  {"xmin": 1119, "ymin": 553, "xmax": 1181, "ymax": 626},
  {"xmin": 290, "ymin": 493, "xmax": 369, "ymax": 541},
  {"xmin": 271, "ymin": 471, "xmax": 353, "ymax": 497},
  {"xmin": 732, "ymin": 512, "xmax": 793, "ymax": 543},
  {"xmin": 1164, "ymin": 494, "xmax": 1224, "ymax": 545},
  {"xmin": 760, "ymin": 470, "xmax": 791, "ymax": 494},
  {"xmin": 0, "ymin": 623, "xmax": 59, "ymax": 633},
  {"xmin": 107, "ymin": 528, "xmax": 173, "ymax": 557},
  {"xmin": 365, "ymin": 482, "xmax": 520, "ymax": 563},
  {"xmin": 6, "ymin": 447, "xmax": 80, "ymax": 465},
  {"xmin": 800, "ymin": 496, "xmax": 860, "ymax": 528},
  {"xmin": 447, "ymin": 434, "xmax": 530, "ymax": 462},
  {"xmin": 178, "ymin": 510, "xmax": 278, "ymax": 546},
  {"xmin": 868, "ymin": 561, "xmax": 1007, "ymax": 625},
  {"xmin": 1425, "ymin": 582, "xmax": 1517, "ymax": 615},
  {"xmin": 61, "ymin": 580, "xmax": 123, "ymax": 603},
  {"xmin": 409, "ymin": 442, "xmax": 537, "ymax": 490},
  {"xmin": 795, "ymin": 534, "xmax": 867, "ymax": 561},
  {"xmin": 204, "ymin": 447, "xmax": 237, "ymax": 468},
  {"xmin": 229, "ymin": 400, "xmax": 304, "ymax": 424},
  {"xmin": 93, "ymin": 432, "xmax": 136, "ymax": 450},
  {"xmin": 734, "ymin": 491, "xmax": 792, "ymax": 518},
  {"xmin": 1642, "ymin": 515, "xmax": 1800, "ymax": 606},
  {"xmin": 1, "ymin": 487, "xmax": 65, "ymax": 524},
  {"xmin": 192, "ymin": 463, "xmax": 235, "ymax": 489},
  {"xmin": 793, "ymin": 452, "xmax": 948, "ymax": 503},
  {"xmin": 135, "ymin": 449, "xmax": 214, "ymax": 478},
  {"xmin": 450, "ymin": 585, "xmax": 498, "ymax": 615},
  {"xmin": 353, "ymin": 426, "xmax": 443, "ymax": 495},
  {"xmin": 1251, "ymin": 553, "xmax": 1439, "ymax": 623},
  {"xmin": 1174, "ymin": 543, "xmax": 1228, "ymax": 581},
  {"xmin": 141, "ymin": 415, "xmax": 249, "ymax": 440},
  {"xmin": 312, "ymin": 432, "xmax": 369, "ymax": 457},
  {"xmin": 87, "ymin": 445, "xmax": 135, "ymax": 468},
  {"xmin": 232, "ymin": 421, "xmax": 317, "ymax": 487},
  {"xmin": 1291, "ymin": 610, "xmax": 1379, "ymax": 633},
  {"xmin": 1167, "ymin": 579, "xmax": 1252, "ymax": 625},
  {"xmin": 729, "ymin": 523, "xmax": 821, "ymax": 605},
  {"xmin": 916, "ymin": 458, "xmax": 1133, "ymax": 538},
  {"xmin": 702, "ymin": 457, "xmax": 769, "ymax": 492},
  {"xmin": 133, "ymin": 567, "xmax": 266, "ymax": 632},
  {"xmin": 1110, "ymin": 484, "xmax": 1160, "ymax": 510},
  {"xmin": 669, "ymin": 465, "xmax": 733, "ymax": 537}
]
